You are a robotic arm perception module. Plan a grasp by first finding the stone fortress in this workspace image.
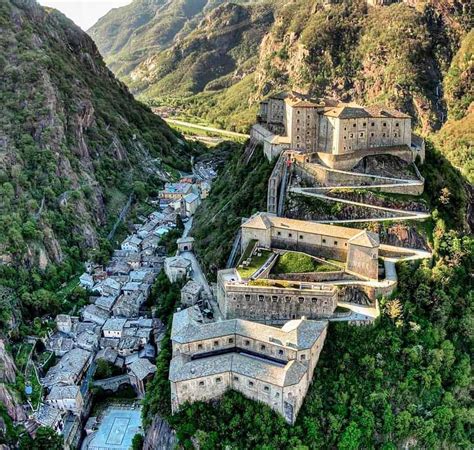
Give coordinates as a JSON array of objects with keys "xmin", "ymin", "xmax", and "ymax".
[
  {"xmin": 169, "ymin": 307, "xmax": 327, "ymax": 424},
  {"xmin": 169, "ymin": 92, "xmax": 432, "ymax": 425},
  {"xmin": 253, "ymin": 92, "xmax": 424, "ymax": 168}
]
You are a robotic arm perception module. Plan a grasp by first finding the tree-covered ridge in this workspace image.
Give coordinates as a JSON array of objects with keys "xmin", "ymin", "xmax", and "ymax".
[{"xmin": 0, "ymin": 0, "xmax": 194, "ymax": 268}]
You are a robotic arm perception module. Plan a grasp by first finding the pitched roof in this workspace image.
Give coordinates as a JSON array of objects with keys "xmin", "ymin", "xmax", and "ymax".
[
  {"xmin": 348, "ymin": 230, "xmax": 380, "ymax": 248},
  {"xmin": 129, "ymin": 358, "xmax": 157, "ymax": 380},
  {"xmin": 171, "ymin": 307, "xmax": 327, "ymax": 350},
  {"xmin": 243, "ymin": 212, "xmax": 367, "ymax": 240},
  {"xmin": 169, "ymin": 352, "xmax": 308, "ymax": 387}
]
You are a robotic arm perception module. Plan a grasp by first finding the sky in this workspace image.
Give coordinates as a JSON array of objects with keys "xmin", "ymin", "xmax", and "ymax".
[{"xmin": 38, "ymin": 0, "xmax": 133, "ymax": 31}]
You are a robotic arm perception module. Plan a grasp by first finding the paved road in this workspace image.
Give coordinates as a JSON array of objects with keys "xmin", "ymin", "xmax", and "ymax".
[
  {"xmin": 180, "ymin": 251, "xmax": 212, "ymax": 298},
  {"xmin": 165, "ymin": 119, "xmax": 249, "ymax": 139}
]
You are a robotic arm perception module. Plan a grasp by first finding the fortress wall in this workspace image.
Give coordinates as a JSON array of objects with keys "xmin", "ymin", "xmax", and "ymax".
[
  {"xmin": 293, "ymin": 162, "xmax": 424, "ymax": 195},
  {"xmin": 270, "ymin": 271, "xmax": 347, "ymax": 282},
  {"xmin": 222, "ymin": 284, "xmax": 337, "ymax": 321}
]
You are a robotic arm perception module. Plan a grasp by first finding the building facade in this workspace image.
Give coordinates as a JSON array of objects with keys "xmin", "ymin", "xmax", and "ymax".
[
  {"xmin": 254, "ymin": 92, "xmax": 423, "ymax": 168},
  {"xmin": 240, "ymin": 212, "xmax": 379, "ymax": 280},
  {"xmin": 169, "ymin": 307, "xmax": 328, "ymax": 424}
]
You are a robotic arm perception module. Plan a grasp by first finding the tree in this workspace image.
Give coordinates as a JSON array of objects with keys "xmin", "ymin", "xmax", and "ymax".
[
  {"xmin": 19, "ymin": 427, "xmax": 63, "ymax": 450},
  {"xmin": 131, "ymin": 433, "xmax": 144, "ymax": 450}
]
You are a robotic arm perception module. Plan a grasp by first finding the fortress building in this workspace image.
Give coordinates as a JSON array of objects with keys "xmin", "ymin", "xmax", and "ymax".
[
  {"xmin": 252, "ymin": 92, "xmax": 424, "ymax": 169},
  {"xmin": 216, "ymin": 213, "xmax": 380, "ymax": 323},
  {"xmin": 240, "ymin": 212, "xmax": 379, "ymax": 280},
  {"xmin": 217, "ymin": 269, "xmax": 338, "ymax": 322},
  {"xmin": 169, "ymin": 306, "xmax": 328, "ymax": 424}
]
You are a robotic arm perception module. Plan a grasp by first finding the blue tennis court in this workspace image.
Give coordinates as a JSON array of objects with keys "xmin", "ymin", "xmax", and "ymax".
[{"xmin": 86, "ymin": 406, "xmax": 142, "ymax": 450}]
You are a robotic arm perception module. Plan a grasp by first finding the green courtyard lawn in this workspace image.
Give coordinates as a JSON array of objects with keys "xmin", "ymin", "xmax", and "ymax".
[
  {"xmin": 237, "ymin": 250, "xmax": 273, "ymax": 279},
  {"xmin": 272, "ymin": 251, "xmax": 338, "ymax": 274}
]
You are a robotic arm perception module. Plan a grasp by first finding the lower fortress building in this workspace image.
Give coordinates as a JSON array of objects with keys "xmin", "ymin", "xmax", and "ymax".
[{"xmin": 169, "ymin": 307, "xmax": 328, "ymax": 424}]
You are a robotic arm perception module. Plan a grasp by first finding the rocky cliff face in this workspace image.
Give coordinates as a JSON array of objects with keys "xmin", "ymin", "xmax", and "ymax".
[{"xmin": 0, "ymin": 0, "xmax": 193, "ymax": 267}]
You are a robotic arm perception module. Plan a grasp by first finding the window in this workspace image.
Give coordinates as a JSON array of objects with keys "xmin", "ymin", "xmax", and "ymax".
[
  {"xmin": 258, "ymin": 295, "xmax": 264, "ymax": 302},
  {"xmin": 395, "ymin": 122, "xmax": 399, "ymax": 127},
  {"xmin": 264, "ymin": 386, "xmax": 270, "ymax": 392},
  {"xmin": 362, "ymin": 122, "xmax": 366, "ymax": 127},
  {"xmin": 300, "ymin": 354, "xmax": 306, "ymax": 361},
  {"xmin": 383, "ymin": 122, "xmax": 387, "ymax": 127},
  {"xmin": 285, "ymin": 296, "xmax": 291, "ymax": 303},
  {"xmin": 299, "ymin": 235, "xmax": 304, "ymax": 239},
  {"xmin": 297, "ymin": 119, "xmax": 300, "ymax": 124},
  {"xmin": 275, "ymin": 392, "xmax": 280, "ymax": 398},
  {"xmin": 297, "ymin": 127, "xmax": 300, "ymax": 132},
  {"xmin": 296, "ymin": 136, "xmax": 300, "ymax": 140},
  {"xmin": 244, "ymin": 340, "xmax": 250, "ymax": 346},
  {"xmin": 214, "ymin": 340, "xmax": 219, "ymax": 346},
  {"xmin": 353, "ymin": 123, "xmax": 356, "ymax": 128},
  {"xmin": 233, "ymin": 376, "xmax": 239, "ymax": 381},
  {"xmin": 199, "ymin": 381, "xmax": 205, "ymax": 386},
  {"xmin": 277, "ymin": 231, "xmax": 281, "ymax": 236},
  {"xmin": 394, "ymin": 132, "xmax": 398, "ymax": 137},
  {"xmin": 278, "ymin": 349, "xmax": 284, "ymax": 355},
  {"xmin": 322, "ymin": 238, "xmax": 326, "ymax": 244},
  {"xmin": 334, "ymin": 241, "xmax": 338, "ymax": 246},
  {"xmin": 344, "ymin": 127, "xmax": 347, "ymax": 131},
  {"xmin": 359, "ymin": 132, "xmax": 364, "ymax": 137},
  {"xmin": 197, "ymin": 344, "xmax": 203, "ymax": 350},
  {"xmin": 298, "ymin": 297, "xmax": 304, "ymax": 303},
  {"xmin": 248, "ymin": 381, "xmax": 254, "ymax": 387},
  {"xmin": 216, "ymin": 377, "xmax": 222, "ymax": 383},
  {"xmin": 261, "ymin": 344, "xmax": 266, "ymax": 351},
  {"xmin": 296, "ymin": 144, "xmax": 300, "ymax": 148},
  {"xmin": 297, "ymin": 110, "xmax": 300, "ymax": 114},
  {"xmin": 272, "ymin": 296, "xmax": 278, "ymax": 302},
  {"xmin": 288, "ymin": 233, "xmax": 292, "ymax": 238},
  {"xmin": 312, "ymin": 297, "xmax": 317, "ymax": 303},
  {"xmin": 349, "ymin": 133, "xmax": 354, "ymax": 138},
  {"xmin": 228, "ymin": 338, "xmax": 234, "ymax": 344},
  {"xmin": 371, "ymin": 122, "xmax": 375, "ymax": 127},
  {"xmin": 382, "ymin": 133, "xmax": 386, "ymax": 137},
  {"xmin": 370, "ymin": 132, "xmax": 374, "ymax": 137},
  {"xmin": 245, "ymin": 294, "xmax": 250, "ymax": 301},
  {"xmin": 343, "ymin": 136, "xmax": 347, "ymax": 140}
]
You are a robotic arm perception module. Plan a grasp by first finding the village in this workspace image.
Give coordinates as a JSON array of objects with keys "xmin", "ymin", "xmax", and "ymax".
[{"xmin": 24, "ymin": 161, "xmax": 217, "ymax": 449}]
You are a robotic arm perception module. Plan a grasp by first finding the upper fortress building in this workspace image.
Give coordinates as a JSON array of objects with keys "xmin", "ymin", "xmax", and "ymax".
[{"xmin": 252, "ymin": 92, "xmax": 424, "ymax": 169}]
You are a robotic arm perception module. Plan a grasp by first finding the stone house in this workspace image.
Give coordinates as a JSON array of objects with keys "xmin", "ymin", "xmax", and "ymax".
[
  {"xmin": 45, "ymin": 385, "xmax": 83, "ymax": 414},
  {"xmin": 180, "ymin": 280, "xmax": 202, "ymax": 307},
  {"xmin": 165, "ymin": 256, "xmax": 192, "ymax": 283},
  {"xmin": 102, "ymin": 318, "xmax": 127, "ymax": 339}
]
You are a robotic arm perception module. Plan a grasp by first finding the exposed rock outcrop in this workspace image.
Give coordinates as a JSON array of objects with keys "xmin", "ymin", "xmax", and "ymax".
[{"xmin": 143, "ymin": 415, "xmax": 177, "ymax": 450}]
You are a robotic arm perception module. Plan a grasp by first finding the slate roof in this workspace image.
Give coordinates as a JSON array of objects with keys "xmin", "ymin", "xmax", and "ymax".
[
  {"xmin": 348, "ymin": 230, "xmax": 380, "ymax": 248},
  {"xmin": 46, "ymin": 385, "xmax": 80, "ymax": 401},
  {"xmin": 129, "ymin": 358, "xmax": 157, "ymax": 380},
  {"xmin": 171, "ymin": 307, "xmax": 327, "ymax": 350},
  {"xmin": 242, "ymin": 212, "xmax": 368, "ymax": 240},
  {"xmin": 169, "ymin": 352, "xmax": 308, "ymax": 387}
]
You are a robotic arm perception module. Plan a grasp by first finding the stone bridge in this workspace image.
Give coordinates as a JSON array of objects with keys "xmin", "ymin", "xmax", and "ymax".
[{"xmin": 92, "ymin": 374, "xmax": 130, "ymax": 392}]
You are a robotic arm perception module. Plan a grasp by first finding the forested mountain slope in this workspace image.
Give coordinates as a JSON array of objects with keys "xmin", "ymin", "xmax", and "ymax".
[{"xmin": 0, "ymin": 0, "xmax": 193, "ymax": 269}]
